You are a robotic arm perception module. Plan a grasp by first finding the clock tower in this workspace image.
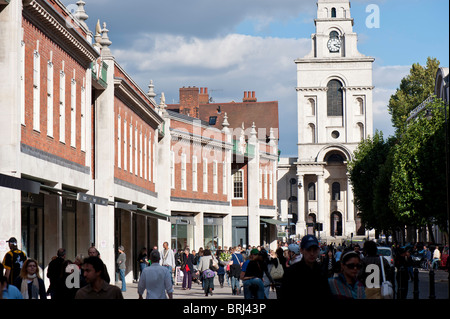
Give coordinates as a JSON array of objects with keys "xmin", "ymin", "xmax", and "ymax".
[{"xmin": 294, "ymin": 0, "xmax": 375, "ymax": 240}]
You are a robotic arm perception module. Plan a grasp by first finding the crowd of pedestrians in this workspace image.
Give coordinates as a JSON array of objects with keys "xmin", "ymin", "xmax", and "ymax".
[{"xmin": 1, "ymin": 234, "xmax": 447, "ymax": 300}]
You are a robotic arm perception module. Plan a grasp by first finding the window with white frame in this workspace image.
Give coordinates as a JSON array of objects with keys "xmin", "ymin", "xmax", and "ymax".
[
  {"xmin": 129, "ymin": 122, "xmax": 133, "ymax": 174},
  {"xmin": 233, "ymin": 169, "xmax": 244, "ymax": 199},
  {"xmin": 80, "ymin": 86, "xmax": 86, "ymax": 151},
  {"xmin": 135, "ymin": 127, "xmax": 138, "ymax": 175},
  {"xmin": 47, "ymin": 60, "xmax": 54, "ymax": 137},
  {"xmin": 259, "ymin": 169, "xmax": 263, "ymax": 199},
  {"xmin": 170, "ymin": 150, "xmax": 175, "ymax": 189},
  {"xmin": 117, "ymin": 115, "xmax": 121, "ymax": 168},
  {"xmin": 143, "ymin": 134, "xmax": 147, "ymax": 179},
  {"xmin": 269, "ymin": 171, "xmax": 273, "ymax": 200},
  {"xmin": 148, "ymin": 132, "xmax": 152, "ymax": 181},
  {"xmin": 59, "ymin": 70, "xmax": 65, "ymax": 143},
  {"xmin": 192, "ymin": 155, "xmax": 198, "ymax": 191},
  {"xmin": 181, "ymin": 153, "xmax": 187, "ymax": 190},
  {"xmin": 264, "ymin": 169, "xmax": 268, "ymax": 199},
  {"xmin": 20, "ymin": 40, "xmax": 25, "ymax": 125},
  {"xmin": 123, "ymin": 119, "xmax": 127, "ymax": 171},
  {"xmin": 140, "ymin": 130, "xmax": 143, "ymax": 177},
  {"xmin": 70, "ymin": 78, "xmax": 76, "ymax": 147},
  {"xmin": 33, "ymin": 50, "xmax": 40, "ymax": 131},
  {"xmin": 213, "ymin": 160, "xmax": 218, "ymax": 194},
  {"xmin": 222, "ymin": 161, "xmax": 227, "ymax": 195},
  {"xmin": 203, "ymin": 158, "xmax": 208, "ymax": 193}
]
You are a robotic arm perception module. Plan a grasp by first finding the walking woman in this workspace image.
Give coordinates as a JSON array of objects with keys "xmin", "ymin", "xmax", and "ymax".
[
  {"xmin": 197, "ymin": 249, "xmax": 216, "ymax": 296},
  {"xmin": 14, "ymin": 259, "xmax": 47, "ymax": 299},
  {"xmin": 181, "ymin": 248, "xmax": 194, "ymax": 290}
]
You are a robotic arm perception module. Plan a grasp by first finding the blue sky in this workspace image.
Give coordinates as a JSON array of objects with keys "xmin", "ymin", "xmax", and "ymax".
[{"xmin": 63, "ymin": 0, "xmax": 449, "ymax": 157}]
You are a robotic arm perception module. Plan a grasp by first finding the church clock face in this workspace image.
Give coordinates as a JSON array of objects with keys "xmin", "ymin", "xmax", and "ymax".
[
  {"xmin": 327, "ymin": 38, "xmax": 341, "ymax": 52},
  {"xmin": 328, "ymin": 31, "xmax": 341, "ymax": 52}
]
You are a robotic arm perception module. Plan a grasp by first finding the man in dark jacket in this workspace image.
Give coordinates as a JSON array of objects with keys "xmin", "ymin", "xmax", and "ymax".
[
  {"xmin": 280, "ymin": 235, "xmax": 331, "ymax": 299},
  {"xmin": 47, "ymin": 248, "xmax": 66, "ymax": 299}
]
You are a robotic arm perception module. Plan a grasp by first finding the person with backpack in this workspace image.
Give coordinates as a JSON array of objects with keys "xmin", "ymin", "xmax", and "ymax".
[
  {"xmin": 2, "ymin": 237, "xmax": 27, "ymax": 285},
  {"xmin": 269, "ymin": 249, "xmax": 285, "ymax": 298}
]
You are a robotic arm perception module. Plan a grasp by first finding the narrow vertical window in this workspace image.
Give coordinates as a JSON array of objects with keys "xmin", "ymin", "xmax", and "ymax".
[
  {"xmin": 59, "ymin": 70, "xmax": 65, "ymax": 143},
  {"xmin": 80, "ymin": 86, "xmax": 86, "ymax": 151},
  {"xmin": 222, "ymin": 161, "xmax": 227, "ymax": 195},
  {"xmin": 203, "ymin": 158, "xmax": 208, "ymax": 193},
  {"xmin": 47, "ymin": 61, "xmax": 54, "ymax": 137},
  {"xmin": 269, "ymin": 171, "xmax": 273, "ymax": 200},
  {"xmin": 148, "ymin": 132, "xmax": 152, "ymax": 181},
  {"xmin": 140, "ymin": 130, "xmax": 143, "ymax": 177},
  {"xmin": 33, "ymin": 50, "xmax": 40, "ymax": 131},
  {"xmin": 192, "ymin": 156, "xmax": 198, "ymax": 191},
  {"xmin": 331, "ymin": 7, "xmax": 337, "ymax": 18},
  {"xmin": 332, "ymin": 182, "xmax": 341, "ymax": 200},
  {"xmin": 134, "ymin": 126, "xmax": 138, "ymax": 175},
  {"xmin": 264, "ymin": 169, "xmax": 268, "ymax": 199},
  {"xmin": 259, "ymin": 169, "xmax": 263, "ymax": 199},
  {"xmin": 308, "ymin": 182, "xmax": 316, "ymax": 200},
  {"xmin": 123, "ymin": 119, "xmax": 127, "ymax": 171},
  {"xmin": 213, "ymin": 160, "xmax": 218, "ymax": 194},
  {"xmin": 181, "ymin": 153, "xmax": 187, "ymax": 190},
  {"xmin": 20, "ymin": 40, "xmax": 25, "ymax": 125},
  {"xmin": 129, "ymin": 122, "xmax": 133, "ymax": 174},
  {"xmin": 233, "ymin": 170, "xmax": 243, "ymax": 199},
  {"xmin": 117, "ymin": 115, "xmax": 121, "ymax": 168},
  {"xmin": 170, "ymin": 150, "xmax": 175, "ymax": 189},
  {"xmin": 143, "ymin": 134, "xmax": 147, "ymax": 179},
  {"xmin": 70, "ymin": 78, "xmax": 76, "ymax": 147}
]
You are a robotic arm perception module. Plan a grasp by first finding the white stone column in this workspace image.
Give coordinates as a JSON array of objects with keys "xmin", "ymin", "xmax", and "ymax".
[
  {"xmin": 346, "ymin": 174, "xmax": 355, "ymax": 236},
  {"xmin": 247, "ymin": 124, "xmax": 260, "ymax": 246},
  {"xmin": 296, "ymin": 173, "xmax": 306, "ymax": 237},
  {"xmin": 317, "ymin": 173, "xmax": 326, "ymax": 237},
  {"xmin": 194, "ymin": 212, "xmax": 204, "ymax": 251},
  {"xmin": 0, "ymin": 0, "xmax": 23, "ymax": 246}
]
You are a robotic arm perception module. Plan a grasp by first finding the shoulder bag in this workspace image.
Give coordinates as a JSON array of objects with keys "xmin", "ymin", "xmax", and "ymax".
[{"xmin": 379, "ymin": 256, "xmax": 394, "ymax": 299}]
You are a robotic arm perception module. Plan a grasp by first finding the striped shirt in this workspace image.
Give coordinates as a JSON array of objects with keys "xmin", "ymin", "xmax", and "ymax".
[{"xmin": 328, "ymin": 274, "xmax": 366, "ymax": 299}]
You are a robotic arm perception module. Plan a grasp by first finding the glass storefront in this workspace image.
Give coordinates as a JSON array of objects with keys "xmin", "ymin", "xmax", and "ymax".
[
  {"xmin": 62, "ymin": 198, "xmax": 77, "ymax": 260},
  {"xmin": 21, "ymin": 192, "xmax": 44, "ymax": 274},
  {"xmin": 171, "ymin": 216, "xmax": 195, "ymax": 251},
  {"xmin": 204, "ymin": 217, "xmax": 223, "ymax": 252}
]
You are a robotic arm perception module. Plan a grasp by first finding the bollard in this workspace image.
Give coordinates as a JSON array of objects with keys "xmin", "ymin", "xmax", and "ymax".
[
  {"xmin": 413, "ymin": 268, "xmax": 419, "ymax": 299},
  {"xmin": 429, "ymin": 269, "xmax": 436, "ymax": 299}
]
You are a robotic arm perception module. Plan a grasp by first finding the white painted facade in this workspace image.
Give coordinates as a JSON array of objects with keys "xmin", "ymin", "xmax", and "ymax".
[{"xmin": 280, "ymin": 0, "xmax": 375, "ymax": 242}]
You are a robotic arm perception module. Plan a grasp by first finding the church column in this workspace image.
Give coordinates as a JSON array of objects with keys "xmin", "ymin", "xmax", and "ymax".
[
  {"xmin": 346, "ymin": 173, "xmax": 355, "ymax": 236},
  {"xmin": 296, "ymin": 173, "xmax": 306, "ymax": 237},
  {"xmin": 317, "ymin": 172, "xmax": 325, "ymax": 237}
]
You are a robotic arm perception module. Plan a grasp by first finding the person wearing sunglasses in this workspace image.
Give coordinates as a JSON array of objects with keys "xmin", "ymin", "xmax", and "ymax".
[{"xmin": 328, "ymin": 249, "xmax": 366, "ymax": 299}]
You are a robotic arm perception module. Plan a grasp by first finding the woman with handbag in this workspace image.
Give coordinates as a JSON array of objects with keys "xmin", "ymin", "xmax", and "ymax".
[
  {"xmin": 181, "ymin": 248, "xmax": 194, "ymax": 290},
  {"xmin": 196, "ymin": 249, "xmax": 215, "ymax": 296}
]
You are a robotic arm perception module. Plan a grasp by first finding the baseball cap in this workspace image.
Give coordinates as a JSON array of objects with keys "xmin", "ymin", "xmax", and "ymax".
[
  {"xmin": 288, "ymin": 244, "xmax": 300, "ymax": 255},
  {"xmin": 300, "ymin": 235, "xmax": 319, "ymax": 250},
  {"xmin": 6, "ymin": 237, "xmax": 17, "ymax": 245},
  {"xmin": 250, "ymin": 249, "xmax": 259, "ymax": 255}
]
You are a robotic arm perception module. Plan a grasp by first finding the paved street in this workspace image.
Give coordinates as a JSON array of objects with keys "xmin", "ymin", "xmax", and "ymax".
[
  {"xmin": 118, "ymin": 275, "xmax": 277, "ymax": 299},
  {"xmin": 116, "ymin": 269, "xmax": 448, "ymax": 300}
]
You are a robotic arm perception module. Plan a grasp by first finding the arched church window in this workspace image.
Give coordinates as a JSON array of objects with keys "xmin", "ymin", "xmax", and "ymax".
[
  {"xmin": 327, "ymin": 80, "xmax": 343, "ymax": 116},
  {"xmin": 356, "ymin": 97, "xmax": 364, "ymax": 115},
  {"xmin": 308, "ymin": 98, "xmax": 315, "ymax": 116},
  {"xmin": 308, "ymin": 123, "xmax": 316, "ymax": 143},
  {"xmin": 331, "ymin": 7, "xmax": 337, "ymax": 18}
]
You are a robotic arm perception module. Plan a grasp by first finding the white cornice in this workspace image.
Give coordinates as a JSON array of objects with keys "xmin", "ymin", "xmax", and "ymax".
[{"xmin": 24, "ymin": 0, "xmax": 98, "ymax": 64}]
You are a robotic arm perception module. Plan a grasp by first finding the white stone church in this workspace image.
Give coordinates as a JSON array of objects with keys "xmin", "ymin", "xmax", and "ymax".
[{"xmin": 278, "ymin": 0, "xmax": 375, "ymax": 242}]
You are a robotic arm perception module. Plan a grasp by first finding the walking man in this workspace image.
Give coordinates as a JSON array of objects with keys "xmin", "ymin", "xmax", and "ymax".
[
  {"xmin": 138, "ymin": 250, "xmax": 174, "ymax": 299},
  {"xmin": 75, "ymin": 257, "xmax": 123, "ymax": 299},
  {"xmin": 2, "ymin": 237, "xmax": 27, "ymax": 285},
  {"xmin": 160, "ymin": 242, "xmax": 175, "ymax": 285}
]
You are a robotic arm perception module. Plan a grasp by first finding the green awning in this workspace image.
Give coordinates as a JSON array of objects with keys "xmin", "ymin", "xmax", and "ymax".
[
  {"xmin": 136, "ymin": 208, "xmax": 169, "ymax": 221},
  {"xmin": 260, "ymin": 218, "xmax": 287, "ymax": 226}
]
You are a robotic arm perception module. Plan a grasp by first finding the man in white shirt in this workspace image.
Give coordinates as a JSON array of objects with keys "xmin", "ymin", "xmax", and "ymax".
[
  {"xmin": 432, "ymin": 246, "xmax": 441, "ymax": 270},
  {"xmin": 138, "ymin": 250, "xmax": 173, "ymax": 299},
  {"xmin": 160, "ymin": 242, "xmax": 176, "ymax": 285}
]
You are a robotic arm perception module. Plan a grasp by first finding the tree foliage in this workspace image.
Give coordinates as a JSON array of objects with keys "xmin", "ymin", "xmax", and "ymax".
[
  {"xmin": 390, "ymin": 98, "xmax": 448, "ymax": 232},
  {"xmin": 388, "ymin": 57, "xmax": 440, "ymax": 134}
]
